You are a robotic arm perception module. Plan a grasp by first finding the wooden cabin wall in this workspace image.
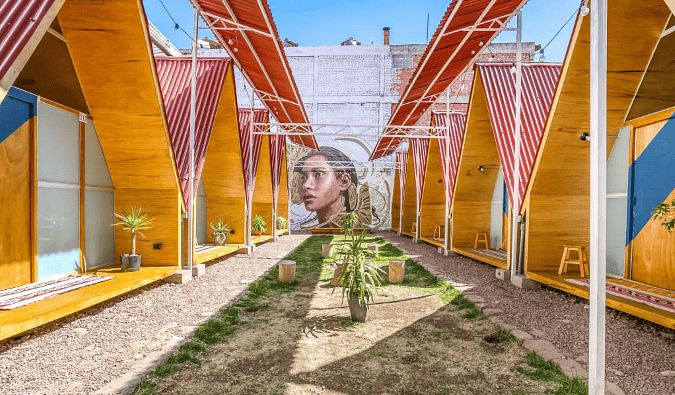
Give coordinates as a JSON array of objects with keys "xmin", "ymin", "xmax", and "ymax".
[
  {"xmin": 391, "ymin": 167, "xmax": 401, "ymax": 230},
  {"xmin": 202, "ymin": 63, "xmax": 245, "ymax": 244},
  {"xmin": 451, "ymin": 75, "xmax": 500, "ymax": 249},
  {"xmin": 59, "ymin": 0, "xmax": 182, "ymax": 267},
  {"xmin": 420, "ymin": 138, "xmax": 445, "ymax": 238},
  {"xmin": 0, "ymin": 94, "xmax": 36, "ymax": 290},
  {"xmin": 401, "ymin": 152, "xmax": 416, "ymax": 235},
  {"xmin": 115, "ymin": 188, "xmax": 181, "ymax": 267},
  {"xmin": 523, "ymin": 0, "xmax": 668, "ymax": 274},
  {"xmin": 252, "ymin": 135, "xmax": 274, "ymax": 235}
]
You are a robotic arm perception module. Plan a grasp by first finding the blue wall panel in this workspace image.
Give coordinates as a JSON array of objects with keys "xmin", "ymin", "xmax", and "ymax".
[
  {"xmin": 0, "ymin": 88, "xmax": 37, "ymax": 144},
  {"xmin": 627, "ymin": 117, "xmax": 675, "ymax": 243}
]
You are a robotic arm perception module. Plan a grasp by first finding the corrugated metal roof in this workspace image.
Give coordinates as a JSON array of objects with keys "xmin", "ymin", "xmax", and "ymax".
[
  {"xmin": 432, "ymin": 111, "xmax": 467, "ymax": 205},
  {"xmin": 477, "ymin": 62, "xmax": 562, "ymax": 210},
  {"xmin": 371, "ymin": 0, "xmax": 527, "ymax": 160},
  {"xmin": 156, "ymin": 57, "xmax": 232, "ymax": 208},
  {"xmin": 0, "ymin": 0, "xmax": 57, "ymax": 86},
  {"xmin": 191, "ymin": 0, "xmax": 318, "ymax": 150}
]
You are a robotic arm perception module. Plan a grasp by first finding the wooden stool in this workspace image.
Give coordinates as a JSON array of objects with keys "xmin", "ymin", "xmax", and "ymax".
[
  {"xmin": 433, "ymin": 224, "xmax": 445, "ymax": 239},
  {"xmin": 279, "ymin": 260, "xmax": 296, "ymax": 283},
  {"xmin": 389, "ymin": 260, "xmax": 406, "ymax": 283},
  {"xmin": 558, "ymin": 246, "xmax": 589, "ymax": 277},
  {"xmin": 474, "ymin": 231, "xmax": 489, "ymax": 249},
  {"xmin": 321, "ymin": 244, "xmax": 334, "ymax": 257}
]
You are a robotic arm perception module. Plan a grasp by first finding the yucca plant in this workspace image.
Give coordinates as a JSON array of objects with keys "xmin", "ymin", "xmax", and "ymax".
[
  {"xmin": 210, "ymin": 220, "xmax": 230, "ymax": 234},
  {"xmin": 334, "ymin": 228, "xmax": 384, "ymax": 319},
  {"xmin": 340, "ymin": 211, "xmax": 359, "ymax": 237},
  {"xmin": 276, "ymin": 216, "xmax": 287, "ymax": 229},
  {"xmin": 112, "ymin": 207, "xmax": 153, "ymax": 255}
]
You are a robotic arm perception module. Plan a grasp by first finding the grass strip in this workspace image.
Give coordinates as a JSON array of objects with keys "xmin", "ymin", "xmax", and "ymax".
[
  {"xmin": 516, "ymin": 353, "xmax": 588, "ymax": 395},
  {"xmin": 131, "ymin": 236, "xmax": 329, "ymax": 395}
]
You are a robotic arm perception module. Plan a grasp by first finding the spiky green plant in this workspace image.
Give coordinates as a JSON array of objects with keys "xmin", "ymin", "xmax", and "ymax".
[
  {"xmin": 652, "ymin": 199, "xmax": 675, "ymax": 234},
  {"xmin": 276, "ymin": 216, "xmax": 287, "ymax": 229},
  {"xmin": 112, "ymin": 207, "xmax": 153, "ymax": 255},
  {"xmin": 340, "ymin": 211, "xmax": 359, "ymax": 236},
  {"xmin": 252, "ymin": 215, "xmax": 267, "ymax": 235},
  {"xmin": 334, "ymin": 228, "xmax": 384, "ymax": 311},
  {"xmin": 210, "ymin": 220, "xmax": 230, "ymax": 234}
]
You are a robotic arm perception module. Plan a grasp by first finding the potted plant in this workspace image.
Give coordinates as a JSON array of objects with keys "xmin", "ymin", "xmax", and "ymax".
[
  {"xmin": 334, "ymin": 224, "xmax": 383, "ymax": 322},
  {"xmin": 652, "ymin": 199, "xmax": 675, "ymax": 233},
  {"xmin": 252, "ymin": 215, "xmax": 267, "ymax": 236},
  {"xmin": 210, "ymin": 220, "xmax": 230, "ymax": 246},
  {"xmin": 276, "ymin": 216, "xmax": 287, "ymax": 230},
  {"xmin": 112, "ymin": 207, "xmax": 153, "ymax": 272}
]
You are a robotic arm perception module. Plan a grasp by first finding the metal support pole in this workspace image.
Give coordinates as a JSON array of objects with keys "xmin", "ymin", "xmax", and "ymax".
[
  {"xmin": 247, "ymin": 89, "xmax": 255, "ymax": 248},
  {"xmin": 286, "ymin": 137, "xmax": 292, "ymax": 236},
  {"xmin": 589, "ymin": 0, "xmax": 607, "ymax": 392},
  {"xmin": 444, "ymin": 90, "xmax": 450, "ymax": 252},
  {"xmin": 187, "ymin": 8, "xmax": 198, "ymax": 273},
  {"xmin": 509, "ymin": 10, "xmax": 522, "ymax": 276}
]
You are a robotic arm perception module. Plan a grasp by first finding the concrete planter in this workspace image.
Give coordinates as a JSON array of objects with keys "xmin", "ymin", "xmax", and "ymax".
[
  {"xmin": 120, "ymin": 254, "xmax": 141, "ymax": 272},
  {"xmin": 212, "ymin": 232, "xmax": 228, "ymax": 246},
  {"xmin": 348, "ymin": 295, "xmax": 368, "ymax": 322}
]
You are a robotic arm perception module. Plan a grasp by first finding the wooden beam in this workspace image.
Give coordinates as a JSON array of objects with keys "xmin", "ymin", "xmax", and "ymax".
[{"xmin": 0, "ymin": 0, "xmax": 65, "ymax": 106}]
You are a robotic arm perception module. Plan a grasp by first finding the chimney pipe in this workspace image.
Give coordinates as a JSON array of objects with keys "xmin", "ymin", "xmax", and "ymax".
[{"xmin": 383, "ymin": 27, "xmax": 390, "ymax": 45}]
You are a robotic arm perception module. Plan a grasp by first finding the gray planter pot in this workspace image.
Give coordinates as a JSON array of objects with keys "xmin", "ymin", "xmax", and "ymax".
[
  {"xmin": 212, "ymin": 232, "xmax": 228, "ymax": 246},
  {"xmin": 348, "ymin": 295, "xmax": 368, "ymax": 322},
  {"xmin": 120, "ymin": 254, "xmax": 141, "ymax": 272}
]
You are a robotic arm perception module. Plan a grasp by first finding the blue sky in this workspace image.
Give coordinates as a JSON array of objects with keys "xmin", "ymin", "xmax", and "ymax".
[{"xmin": 144, "ymin": 0, "xmax": 580, "ymax": 62}]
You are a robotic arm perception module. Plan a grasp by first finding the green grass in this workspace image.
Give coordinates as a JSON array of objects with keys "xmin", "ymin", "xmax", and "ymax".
[
  {"xmin": 515, "ymin": 353, "xmax": 588, "ymax": 395},
  {"xmin": 341, "ymin": 321, "xmax": 361, "ymax": 328}
]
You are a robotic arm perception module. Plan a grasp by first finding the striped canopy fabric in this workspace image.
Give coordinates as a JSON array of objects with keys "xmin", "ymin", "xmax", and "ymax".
[
  {"xmin": 238, "ymin": 109, "xmax": 268, "ymax": 209},
  {"xmin": 410, "ymin": 138, "xmax": 430, "ymax": 212},
  {"xmin": 156, "ymin": 57, "xmax": 231, "ymax": 208},
  {"xmin": 269, "ymin": 134, "xmax": 285, "ymax": 211},
  {"xmin": 433, "ymin": 111, "xmax": 467, "ymax": 209},
  {"xmin": 477, "ymin": 62, "xmax": 562, "ymax": 211}
]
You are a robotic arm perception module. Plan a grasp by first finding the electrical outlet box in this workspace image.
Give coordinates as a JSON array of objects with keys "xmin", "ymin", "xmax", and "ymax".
[{"xmin": 153, "ymin": 243, "xmax": 162, "ymax": 250}]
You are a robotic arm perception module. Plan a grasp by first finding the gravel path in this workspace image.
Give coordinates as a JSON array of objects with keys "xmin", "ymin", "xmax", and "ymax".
[
  {"xmin": 378, "ymin": 232, "xmax": 675, "ymax": 395},
  {"xmin": 0, "ymin": 234, "xmax": 309, "ymax": 395}
]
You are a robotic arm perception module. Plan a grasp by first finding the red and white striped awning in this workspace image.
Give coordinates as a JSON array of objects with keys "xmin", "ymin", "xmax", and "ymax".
[
  {"xmin": 238, "ymin": 108, "xmax": 269, "ymax": 209},
  {"xmin": 370, "ymin": 0, "xmax": 527, "ymax": 160},
  {"xmin": 191, "ymin": 0, "xmax": 318, "ymax": 150},
  {"xmin": 410, "ymin": 138, "xmax": 430, "ymax": 212},
  {"xmin": 476, "ymin": 62, "xmax": 561, "ymax": 210},
  {"xmin": 269, "ymin": 134, "xmax": 285, "ymax": 211},
  {"xmin": 156, "ymin": 57, "xmax": 232, "ymax": 208},
  {"xmin": 432, "ymin": 111, "xmax": 467, "ymax": 209}
]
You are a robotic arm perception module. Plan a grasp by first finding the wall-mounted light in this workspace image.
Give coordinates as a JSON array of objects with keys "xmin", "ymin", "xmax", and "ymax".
[
  {"xmin": 478, "ymin": 165, "xmax": 499, "ymax": 172},
  {"xmin": 228, "ymin": 36, "xmax": 234, "ymax": 45},
  {"xmin": 478, "ymin": 166, "xmax": 485, "ymax": 172},
  {"xmin": 580, "ymin": 2, "xmax": 590, "ymax": 17},
  {"xmin": 580, "ymin": 132, "xmax": 590, "ymax": 141},
  {"xmin": 479, "ymin": 39, "xmax": 484, "ymax": 47}
]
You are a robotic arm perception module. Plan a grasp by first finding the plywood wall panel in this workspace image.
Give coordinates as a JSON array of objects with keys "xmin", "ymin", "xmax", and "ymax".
[
  {"xmin": 58, "ymin": 0, "xmax": 178, "ymax": 190},
  {"xmin": 114, "ymin": 188, "xmax": 181, "ymax": 267},
  {"xmin": 0, "ymin": 122, "xmax": 32, "ymax": 290}
]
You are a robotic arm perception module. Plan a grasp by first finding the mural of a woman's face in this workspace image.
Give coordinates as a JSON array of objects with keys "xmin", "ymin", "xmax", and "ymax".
[{"xmin": 299, "ymin": 154, "xmax": 351, "ymax": 216}]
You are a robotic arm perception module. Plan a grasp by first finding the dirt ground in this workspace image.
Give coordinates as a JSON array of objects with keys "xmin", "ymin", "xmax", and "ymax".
[{"xmin": 148, "ymin": 236, "xmax": 554, "ymax": 395}]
